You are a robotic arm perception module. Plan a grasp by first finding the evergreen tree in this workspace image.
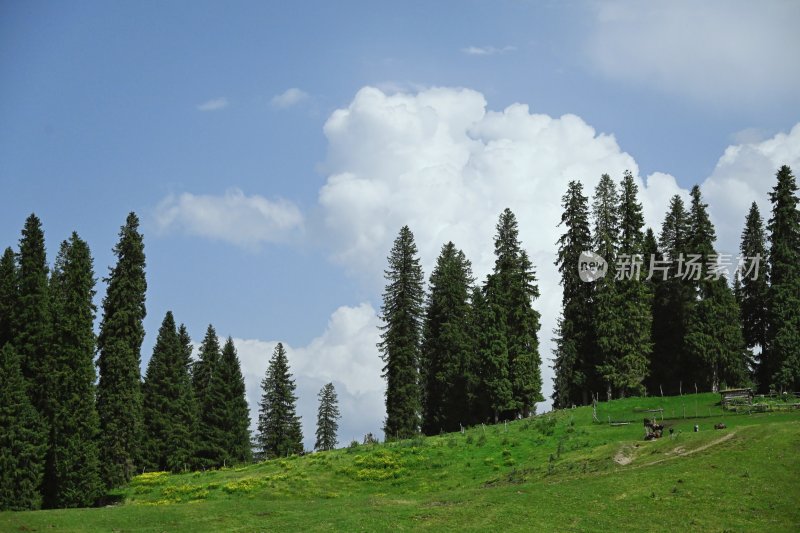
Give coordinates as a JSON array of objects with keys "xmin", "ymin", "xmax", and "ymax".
[
  {"xmin": 592, "ymin": 174, "xmax": 620, "ymax": 263},
  {"xmin": 178, "ymin": 325, "xmax": 194, "ymax": 382},
  {"xmin": 96, "ymin": 212, "xmax": 147, "ymax": 487},
  {"xmin": 218, "ymin": 337, "xmax": 252, "ymax": 464},
  {"xmin": 421, "ymin": 242, "xmax": 474, "ymax": 434},
  {"xmin": 684, "ymin": 186, "xmax": 747, "ymax": 391},
  {"xmin": 379, "ymin": 226, "xmax": 424, "ymax": 439},
  {"xmin": 0, "ymin": 247, "xmax": 17, "ymax": 348},
  {"xmin": 142, "ymin": 312, "xmax": 196, "ymax": 472},
  {"xmin": 652, "ymin": 196, "xmax": 692, "ymax": 394},
  {"xmin": 596, "ymin": 172, "xmax": 652, "ymax": 398},
  {"xmin": 192, "ymin": 325, "xmax": 226, "ymax": 468},
  {"xmin": 737, "ymin": 202, "xmax": 769, "ymax": 389},
  {"xmin": 487, "ymin": 209, "xmax": 542, "ymax": 418},
  {"xmin": 0, "ymin": 344, "xmax": 46, "ymax": 510},
  {"xmin": 14, "ymin": 214, "xmax": 51, "ymax": 416},
  {"xmin": 766, "ymin": 165, "xmax": 800, "ymax": 391},
  {"xmin": 472, "ymin": 285, "xmax": 513, "ymax": 423},
  {"xmin": 44, "ymin": 234, "xmax": 102, "ymax": 507},
  {"xmin": 591, "ymin": 174, "xmax": 622, "ymax": 400},
  {"xmin": 685, "ymin": 278, "xmax": 748, "ymax": 391},
  {"xmin": 257, "ymin": 343, "xmax": 303, "ymax": 458},
  {"xmin": 314, "ymin": 382, "xmax": 340, "ymax": 451},
  {"xmin": 553, "ymin": 180, "xmax": 594, "ymax": 407},
  {"xmin": 687, "ymin": 185, "xmax": 718, "ymax": 286}
]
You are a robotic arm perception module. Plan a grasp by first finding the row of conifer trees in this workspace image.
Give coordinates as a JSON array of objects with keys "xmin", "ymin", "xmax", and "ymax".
[
  {"xmin": 552, "ymin": 165, "xmax": 800, "ymax": 406},
  {"xmin": 378, "ymin": 165, "xmax": 799, "ymax": 438},
  {"xmin": 379, "ymin": 209, "xmax": 544, "ymax": 438},
  {"xmin": 0, "ymin": 213, "xmax": 342, "ymax": 511}
]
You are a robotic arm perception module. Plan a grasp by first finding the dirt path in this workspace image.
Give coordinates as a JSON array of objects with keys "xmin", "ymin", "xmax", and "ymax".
[{"xmin": 613, "ymin": 431, "xmax": 737, "ymax": 467}]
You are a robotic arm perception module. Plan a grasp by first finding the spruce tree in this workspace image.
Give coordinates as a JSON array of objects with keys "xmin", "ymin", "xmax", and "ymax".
[
  {"xmin": 192, "ymin": 325, "xmax": 226, "ymax": 468},
  {"xmin": 592, "ymin": 174, "xmax": 622, "ymax": 400},
  {"xmin": 737, "ymin": 202, "xmax": 769, "ymax": 390},
  {"xmin": 218, "ymin": 337, "xmax": 252, "ymax": 464},
  {"xmin": 553, "ymin": 181, "xmax": 594, "ymax": 407},
  {"xmin": 0, "ymin": 344, "xmax": 46, "ymax": 511},
  {"xmin": 596, "ymin": 172, "xmax": 652, "ymax": 398},
  {"xmin": 652, "ymin": 196, "xmax": 692, "ymax": 394},
  {"xmin": 142, "ymin": 312, "xmax": 196, "ymax": 472},
  {"xmin": 421, "ymin": 242, "xmax": 474, "ymax": 434},
  {"xmin": 178, "ymin": 325, "xmax": 194, "ymax": 383},
  {"xmin": 766, "ymin": 165, "xmax": 800, "ymax": 391},
  {"xmin": 314, "ymin": 382, "xmax": 340, "ymax": 452},
  {"xmin": 685, "ymin": 278, "xmax": 748, "ymax": 391},
  {"xmin": 14, "ymin": 214, "xmax": 51, "ymax": 416},
  {"xmin": 487, "ymin": 209, "xmax": 542, "ymax": 418},
  {"xmin": 257, "ymin": 342, "xmax": 303, "ymax": 458},
  {"xmin": 0, "ymin": 247, "xmax": 16, "ymax": 348},
  {"xmin": 379, "ymin": 226, "xmax": 424, "ymax": 439},
  {"xmin": 472, "ymin": 285, "xmax": 513, "ymax": 423},
  {"xmin": 96, "ymin": 212, "xmax": 147, "ymax": 487},
  {"xmin": 44, "ymin": 234, "xmax": 102, "ymax": 507},
  {"xmin": 687, "ymin": 185, "xmax": 718, "ymax": 285},
  {"xmin": 177, "ymin": 324, "xmax": 198, "ymax": 447},
  {"xmin": 684, "ymin": 186, "xmax": 747, "ymax": 391}
]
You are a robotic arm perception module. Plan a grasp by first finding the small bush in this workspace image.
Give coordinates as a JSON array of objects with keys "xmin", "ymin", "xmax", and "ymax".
[
  {"xmin": 536, "ymin": 417, "xmax": 557, "ymax": 436},
  {"xmin": 477, "ymin": 434, "xmax": 487, "ymax": 447}
]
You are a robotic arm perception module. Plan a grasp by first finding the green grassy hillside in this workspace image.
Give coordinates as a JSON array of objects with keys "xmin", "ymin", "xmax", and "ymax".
[{"xmin": 3, "ymin": 393, "xmax": 798, "ymax": 532}]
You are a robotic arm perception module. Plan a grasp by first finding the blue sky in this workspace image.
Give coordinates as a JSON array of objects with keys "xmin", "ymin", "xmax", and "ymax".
[{"xmin": 2, "ymin": 0, "xmax": 799, "ymax": 447}]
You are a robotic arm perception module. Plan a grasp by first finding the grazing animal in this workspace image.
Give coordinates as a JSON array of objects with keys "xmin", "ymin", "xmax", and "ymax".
[{"xmin": 714, "ymin": 423, "xmax": 727, "ymax": 430}]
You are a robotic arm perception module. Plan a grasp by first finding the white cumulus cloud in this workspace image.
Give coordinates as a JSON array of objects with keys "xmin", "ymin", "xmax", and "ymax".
[
  {"xmin": 196, "ymin": 97, "xmax": 229, "ymax": 111},
  {"xmin": 702, "ymin": 123, "xmax": 800, "ymax": 256},
  {"xmin": 586, "ymin": 0, "xmax": 800, "ymax": 105},
  {"xmin": 270, "ymin": 88, "xmax": 309, "ymax": 109},
  {"xmin": 153, "ymin": 189, "xmax": 303, "ymax": 249}
]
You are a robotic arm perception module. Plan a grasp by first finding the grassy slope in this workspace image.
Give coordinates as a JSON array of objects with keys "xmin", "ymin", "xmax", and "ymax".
[{"xmin": 2, "ymin": 393, "xmax": 798, "ymax": 532}]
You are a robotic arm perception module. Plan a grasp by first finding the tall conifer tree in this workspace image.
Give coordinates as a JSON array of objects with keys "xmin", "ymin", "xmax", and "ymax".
[
  {"xmin": 736, "ymin": 202, "xmax": 769, "ymax": 389},
  {"xmin": 192, "ymin": 325, "xmax": 226, "ymax": 468},
  {"xmin": 14, "ymin": 214, "xmax": 51, "ymax": 416},
  {"xmin": 472, "ymin": 286, "xmax": 513, "ymax": 423},
  {"xmin": 766, "ymin": 165, "xmax": 800, "ymax": 391},
  {"xmin": 553, "ymin": 181, "xmax": 593, "ymax": 407},
  {"xmin": 218, "ymin": 337, "xmax": 252, "ymax": 464},
  {"xmin": 45, "ymin": 235, "xmax": 102, "ymax": 507},
  {"xmin": 421, "ymin": 242, "xmax": 474, "ymax": 434},
  {"xmin": 314, "ymin": 382, "xmax": 340, "ymax": 452},
  {"xmin": 596, "ymin": 172, "xmax": 652, "ymax": 398},
  {"xmin": 591, "ymin": 175, "xmax": 622, "ymax": 400},
  {"xmin": 0, "ymin": 247, "xmax": 17, "ymax": 348},
  {"xmin": 487, "ymin": 209, "xmax": 542, "ymax": 418},
  {"xmin": 142, "ymin": 312, "xmax": 196, "ymax": 472},
  {"xmin": 652, "ymin": 196, "xmax": 692, "ymax": 394},
  {"xmin": 379, "ymin": 226, "xmax": 424, "ymax": 439},
  {"xmin": 257, "ymin": 343, "xmax": 303, "ymax": 458},
  {"xmin": 0, "ymin": 344, "xmax": 46, "ymax": 511},
  {"xmin": 684, "ymin": 186, "xmax": 747, "ymax": 391},
  {"xmin": 96, "ymin": 212, "xmax": 146, "ymax": 487}
]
